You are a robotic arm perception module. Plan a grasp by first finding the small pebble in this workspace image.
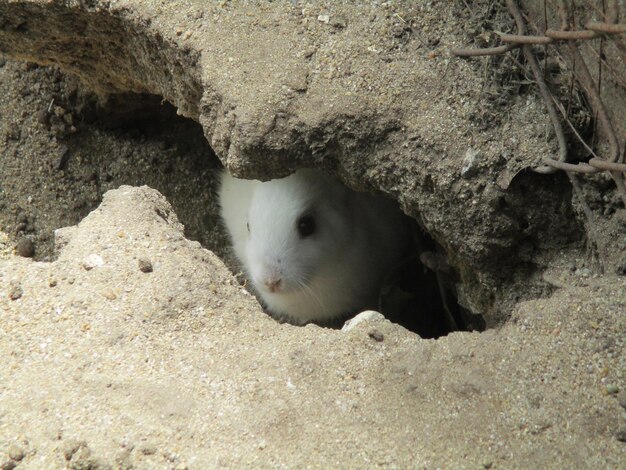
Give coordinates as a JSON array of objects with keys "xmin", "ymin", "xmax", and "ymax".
[
  {"xmin": 138, "ymin": 258, "xmax": 153, "ymax": 273},
  {"xmin": 7, "ymin": 444, "xmax": 25, "ymax": 461},
  {"xmin": 14, "ymin": 222, "xmax": 27, "ymax": 235},
  {"xmin": 1, "ymin": 460, "xmax": 17, "ymax": 470},
  {"xmin": 82, "ymin": 254, "xmax": 104, "ymax": 270},
  {"xmin": 606, "ymin": 384, "xmax": 619, "ymax": 395},
  {"xmin": 139, "ymin": 444, "xmax": 157, "ymax": 455},
  {"xmin": 342, "ymin": 310, "xmax": 385, "ymax": 332},
  {"xmin": 68, "ymin": 446, "xmax": 94, "ymax": 469},
  {"xmin": 4, "ymin": 124, "xmax": 20, "ymax": 141},
  {"xmin": 56, "ymin": 145, "xmax": 70, "ymax": 171},
  {"xmin": 617, "ymin": 391, "xmax": 626, "ymax": 409},
  {"xmin": 101, "ymin": 288, "xmax": 117, "ymax": 301},
  {"xmin": 616, "ymin": 427, "xmax": 626, "ymax": 443},
  {"xmin": 8, "ymin": 284, "xmax": 22, "ymax": 301},
  {"xmin": 461, "ymin": 147, "xmax": 480, "ymax": 177},
  {"xmin": 36, "ymin": 108, "xmax": 49, "ymax": 125},
  {"xmin": 49, "ymin": 279, "xmax": 58, "ymax": 287},
  {"xmin": 16, "ymin": 238, "xmax": 35, "ymax": 258},
  {"xmin": 62, "ymin": 439, "xmax": 87, "ymax": 461},
  {"xmin": 330, "ymin": 15, "xmax": 347, "ymax": 29}
]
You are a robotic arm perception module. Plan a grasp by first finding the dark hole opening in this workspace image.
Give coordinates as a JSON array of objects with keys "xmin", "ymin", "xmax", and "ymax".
[
  {"xmin": 1, "ymin": 61, "xmax": 480, "ymax": 339},
  {"xmin": 1, "ymin": 70, "xmax": 225, "ymax": 263},
  {"xmin": 72, "ymin": 94, "xmax": 230, "ymax": 257},
  {"xmin": 381, "ymin": 226, "xmax": 486, "ymax": 338}
]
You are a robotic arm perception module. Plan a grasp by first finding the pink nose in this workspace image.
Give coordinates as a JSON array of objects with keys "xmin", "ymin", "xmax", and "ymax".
[{"xmin": 264, "ymin": 278, "xmax": 282, "ymax": 293}]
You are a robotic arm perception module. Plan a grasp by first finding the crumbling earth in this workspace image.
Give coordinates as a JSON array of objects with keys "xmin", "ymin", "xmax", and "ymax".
[
  {"xmin": 0, "ymin": 185, "xmax": 624, "ymax": 468},
  {"xmin": 0, "ymin": 0, "xmax": 625, "ymax": 468}
]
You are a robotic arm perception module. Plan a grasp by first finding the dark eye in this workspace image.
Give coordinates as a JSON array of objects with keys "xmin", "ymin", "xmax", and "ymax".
[{"xmin": 297, "ymin": 215, "xmax": 316, "ymax": 238}]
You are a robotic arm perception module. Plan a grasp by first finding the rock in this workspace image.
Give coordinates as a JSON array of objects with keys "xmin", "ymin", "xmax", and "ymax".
[
  {"xmin": 8, "ymin": 282, "xmax": 22, "ymax": 300},
  {"xmin": 36, "ymin": 107, "xmax": 49, "ymax": 124},
  {"xmin": 317, "ymin": 14, "xmax": 330, "ymax": 24},
  {"xmin": 69, "ymin": 446, "xmax": 96, "ymax": 470},
  {"xmin": 342, "ymin": 310, "xmax": 386, "ymax": 332},
  {"xmin": 138, "ymin": 258, "xmax": 153, "ymax": 273},
  {"xmin": 62, "ymin": 439, "xmax": 88, "ymax": 461},
  {"xmin": 616, "ymin": 254, "xmax": 626, "ymax": 276},
  {"xmin": 14, "ymin": 222, "xmax": 27, "ymax": 235},
  {"xmin": 138, "ymin": 444, "xmax": 157, "ymax": 456},
  {"xmin": 82, "ymin": 254, "xmax": 104, "ymax": 270},
  {"xmin": 56, "ymin": 145, "xmax": 70, "ymax": 170},
  {"xmin": 1, "ymin": 460, "xmax": 17, "ymax": 470},
  {"xmin": 101, "ymin": 288, "xmax": 117, "ymax": 300},
  {"xmin": 7, "ymin": 444, "xmax": 25, "ymax": 461},
  {"xmin": 461, "ymin": 147, "xmax": 481, "ymax": 177},
  {"xmin": 16, "ymin": 237, "xmax": 34, "ymax": 257}
]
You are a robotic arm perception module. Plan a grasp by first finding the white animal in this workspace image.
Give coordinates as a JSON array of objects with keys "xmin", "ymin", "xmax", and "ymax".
[{"xmin": 219, "ymin": 168, "xmax": 410, "ymax": 324}]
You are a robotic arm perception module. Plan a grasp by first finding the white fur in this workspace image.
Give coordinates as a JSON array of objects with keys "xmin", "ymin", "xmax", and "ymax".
[{"xmin": 219, "ymin": 168, "xmax": 409, "ymax": 324}]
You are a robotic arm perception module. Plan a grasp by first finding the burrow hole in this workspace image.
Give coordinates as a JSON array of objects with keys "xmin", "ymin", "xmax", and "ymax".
[{"xmin": 2, "ymin": 82, "xmax": 483, "ymax": 338}]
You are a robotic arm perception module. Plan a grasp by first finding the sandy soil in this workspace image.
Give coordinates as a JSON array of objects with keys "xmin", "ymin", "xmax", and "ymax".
[
  {"xmin": 1, "ymin": 0, "xmax": 600, "ymax": 325},
  {"xmin": 0, "ymin": 0, "xmax": 625, "ymax": 468},
  {"xmin": 0, "ymin": 185, "xmax": 624, "ymax": 469}
]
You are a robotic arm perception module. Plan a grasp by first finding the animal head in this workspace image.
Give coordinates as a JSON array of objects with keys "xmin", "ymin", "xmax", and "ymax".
[{"xmin": 244, "ymin": 169, "xmax": 354, "ymax": 297}]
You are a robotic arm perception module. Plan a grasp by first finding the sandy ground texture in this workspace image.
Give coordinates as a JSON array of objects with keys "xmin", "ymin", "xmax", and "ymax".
[
  {"xmin": 0, "ymin": 185, "xmax": 624, "ymax": 469},
  {"xmin": 1, "ymin": 0, "xmax": 599, "ymax": 324},
  {"xmin": 0, "ymin": 0, "xmax": 625, "ymax": 468}
]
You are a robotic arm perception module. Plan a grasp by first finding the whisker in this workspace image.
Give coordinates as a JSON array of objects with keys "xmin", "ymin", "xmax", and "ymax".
[{"xmin": 298, "ymin": 280, "xmax": 326, "ymax": 316}]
